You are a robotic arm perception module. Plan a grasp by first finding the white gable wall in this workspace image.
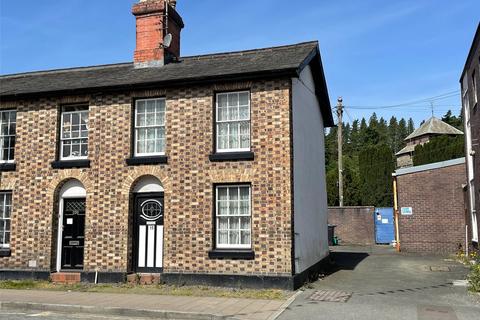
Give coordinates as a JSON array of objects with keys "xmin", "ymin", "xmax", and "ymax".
[{"xmin": 291, "ymin": 65, "xmax": 329, "ymax": 274}]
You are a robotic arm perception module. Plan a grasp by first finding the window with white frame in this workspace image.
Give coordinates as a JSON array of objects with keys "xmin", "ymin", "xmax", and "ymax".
[
  {"xmin": 215, "ymin": 185, "xmax": 251, "ymax": 249},
  {"xmin": 0, "ymin": 110, "xmax": 16, "ymax": 163},
  {"xmin": 60, "ymin": 106, "xmax": 89, "ymax": 160},
  {"xmin": 216, "ymin": 92, "xmax": 250, "ymax": 152},
  {"xmin": 134, "ymin": 98, "xmax": 166, "ymax": 156},
  {"xmin": 0, "ymin": 192, "xmax": 12, "ymax": 248}
]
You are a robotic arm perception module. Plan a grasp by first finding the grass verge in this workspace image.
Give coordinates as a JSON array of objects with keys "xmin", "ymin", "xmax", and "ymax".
[
  {"xmin": 0, "ymin": 280, "xmax": 289, "ymax": 300},
  {"xmin": 455, "ymin": 251, "xmax": 480, "ymax": 293}
]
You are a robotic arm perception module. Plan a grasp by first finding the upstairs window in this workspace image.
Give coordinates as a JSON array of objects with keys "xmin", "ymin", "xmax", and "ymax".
[
  {"xmin": 134, "ymin": 98, "xmax": 166, "ymax": 156},
  {"xmin": 215, "ymin": 92, "xmax": 250, "ymax": 153},
  {"xmin": 215, "ymin": 185, "xmax": 251, "ymax": 249},
  {"xmin": 60, "ymin": 106, "xmax": 89, "ymax": 160},
  {"xmin": 0, "ymin": 110, "xmax": 16, "ymax": 163},
  {"xmin": 0, "ymin": 191, "xmax": 12, "ymax": 249}
]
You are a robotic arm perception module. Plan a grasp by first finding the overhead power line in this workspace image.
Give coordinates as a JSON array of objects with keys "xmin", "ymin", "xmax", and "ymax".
[{"xmin": 344, "ymin": 90, "xmax": 460, "ymax": 110}]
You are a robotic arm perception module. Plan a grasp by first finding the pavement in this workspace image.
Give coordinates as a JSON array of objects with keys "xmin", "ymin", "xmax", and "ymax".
[
  {"xmin": 1, "ymin": 246, "xmax": 478, "ymax": 319},
  {"xmin": 277, "ymin": 245, "xmax": 480, "ymax": 320},
  {"xmin": 0, "ymin": 310, "xmax": 154, "ymax": 320},
  {"xmin": 0, "ymin": 289, "xmax": 289, "ymax": 320}
]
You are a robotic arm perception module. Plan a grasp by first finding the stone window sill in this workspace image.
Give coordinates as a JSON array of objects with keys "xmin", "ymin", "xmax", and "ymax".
[
  {"xmin": 51, "ymin": 159, "xmax": 91, "ymax": 169},
  {"xmin": 0, "ymin": 163, "xmax": 16, "ymax": 172},
  {"xmin": 209, "ymin": 151, "xmax": 254, "ymax": 162},
  {"xmin": 208, "ymin": 249, "xmax": 255, "ymax": 260},
  {"xmin": 126, "ymin": 156, "xmax": 168, "ymax": 166},
  {"xmin": 0, "ymin": 249, "xmax": 11, "ymax": 257}
]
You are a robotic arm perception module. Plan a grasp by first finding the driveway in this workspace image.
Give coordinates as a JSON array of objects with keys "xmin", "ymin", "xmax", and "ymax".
[{"xmin": 278, "ymin": 245, "xmax": 480, "ymax": 320}]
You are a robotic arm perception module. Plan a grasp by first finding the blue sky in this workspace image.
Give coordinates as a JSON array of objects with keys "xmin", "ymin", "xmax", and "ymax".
[{"xmin": 1, "ymin": 0, "xmax": 478, "ymax": 126}]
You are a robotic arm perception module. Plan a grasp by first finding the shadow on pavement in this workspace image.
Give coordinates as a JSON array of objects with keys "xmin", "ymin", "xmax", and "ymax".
[{"xmin": 328, "ymin": 251, "xmax": 369, "ymax": 273}]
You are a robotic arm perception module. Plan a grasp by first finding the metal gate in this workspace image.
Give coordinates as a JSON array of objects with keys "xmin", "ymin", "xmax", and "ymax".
[{"xmin": 374, "ymin": 207, "xmax": 394, "ymax": 244}]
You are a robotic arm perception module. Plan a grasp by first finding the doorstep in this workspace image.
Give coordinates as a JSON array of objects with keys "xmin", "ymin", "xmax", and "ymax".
[
  {"xmin": 126, "ymin": 273, "xmax": 161, "ymax": 285},
  {"xmin": 50, "ymin": 272, "xmax": 81, "ymax": 284}
]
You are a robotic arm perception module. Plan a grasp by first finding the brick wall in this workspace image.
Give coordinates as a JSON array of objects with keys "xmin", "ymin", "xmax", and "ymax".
[
  {"xmin": 327, "ymin": 206, "xmax": 375, "ymax": 245},
  {"xmin": 132, "ymin": 0, "xmax": 183, "ymax": 64},
  {"xmin": 0, "ymin": 78, "xmax": 294, "ymax": 277},
  {"xmin": 397, "ymin": 162, "xmax": 466, "ymax": 255}
]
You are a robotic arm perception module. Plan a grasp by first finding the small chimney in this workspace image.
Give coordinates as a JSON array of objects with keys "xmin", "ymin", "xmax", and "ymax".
[{"xmin": 132, "ymin": 0, "xmax": 184, "ymax": 68}]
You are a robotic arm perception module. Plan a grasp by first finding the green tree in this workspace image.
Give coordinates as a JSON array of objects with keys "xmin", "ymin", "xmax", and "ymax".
[
  {"xmin": 343, "ymin": 155, "xmax": 362, "ymax": 206},
  {"xmin": 325, "ymin": 112, "xmax": 415, "ymax": 207},
  {"xmin": 407, "ymin": 118, "xmax": 415, "ymax": 135},
  {"xmin": 388, "ymin": 116, "xmax": 399, "ymax": 152},
  {"xmin": 441, "ymin": 109, "xmax": 464, "ymax": 130},
  {"xmin": 326, "ymin": 164, "xmax": 339, "ymax": 206},
  {"xmin": 413, "ymin": 135, "xmax": 465, "ymax": 166},
  {"xmin": 359, "ymin": 144, "xmax": 394, "ymax": 206},
  {"xmin": 350, "ymin": 120, "xmax": 360, "ymax": 153}
]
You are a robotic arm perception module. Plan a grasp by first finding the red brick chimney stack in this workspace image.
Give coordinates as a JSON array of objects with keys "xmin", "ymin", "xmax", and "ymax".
[{"xmin": 132, "ymin": 0, "xmax": 184, "ymax": 67}]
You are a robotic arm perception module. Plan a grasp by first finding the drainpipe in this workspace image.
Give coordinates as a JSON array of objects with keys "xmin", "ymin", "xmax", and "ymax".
[{"xmin": 393, "ymin": 175, "xmax": 400, "ymax": 252}]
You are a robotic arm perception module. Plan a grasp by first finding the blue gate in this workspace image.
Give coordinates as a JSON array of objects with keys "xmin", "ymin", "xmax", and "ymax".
[{"xmin": 374, "ymin": 207, "xmax": 394, "ymax": 244}]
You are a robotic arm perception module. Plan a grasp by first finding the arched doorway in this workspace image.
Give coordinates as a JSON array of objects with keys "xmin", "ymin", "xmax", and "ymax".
[
  {"xmin": 56, "ymin": 179, "xmax": 86, "ymax": 272},
  {"xmin": 132, "ymin": 176, "xmax": 164, "ymax": 272}
]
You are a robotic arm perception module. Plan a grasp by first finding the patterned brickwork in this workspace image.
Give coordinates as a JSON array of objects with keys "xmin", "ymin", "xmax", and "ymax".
[
  {"xmin": 397, "ymin": 163, "xmax": 466, "ymax": 255},
  {"xmin": 0, "ymin": 78, "xmax": 293, "ymax": 276}
]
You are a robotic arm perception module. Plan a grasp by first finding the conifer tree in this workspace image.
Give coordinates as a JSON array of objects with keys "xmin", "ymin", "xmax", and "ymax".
[{"xmin": 407, "ymin": 118, "xmax": 415, "ymax": 135}]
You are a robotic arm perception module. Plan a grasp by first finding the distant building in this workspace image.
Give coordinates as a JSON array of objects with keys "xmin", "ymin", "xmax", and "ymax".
[
  {"xmin": 395, "ymin": 117, "xmax": 463, "ymax": 168},
  {"xmin": 460, "ymin": 23, "xmax": 479, "ymax": 252}
]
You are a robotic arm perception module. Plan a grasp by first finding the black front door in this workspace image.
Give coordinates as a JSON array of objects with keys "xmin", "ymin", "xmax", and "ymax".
[
  {"xmin": 134, "ymin": 193, "xmax": 164, "ymax": 272},
  {"xmin": 61, "ymin": 198, "xmax": 85, "ymax": 270}
]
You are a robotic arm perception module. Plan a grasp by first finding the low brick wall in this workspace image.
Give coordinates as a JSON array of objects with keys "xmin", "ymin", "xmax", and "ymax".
[
  {"xmin": 328, "ymin": 206, "xmax": 375, "ymax": 245},
  {"xmin": 396, "ymin": 161, "xmax": 466, "ymax": 255}
]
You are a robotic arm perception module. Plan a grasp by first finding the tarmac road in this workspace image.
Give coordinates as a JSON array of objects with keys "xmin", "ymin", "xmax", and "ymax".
[{"xmin": 278, "ymin": 245, "xmax": 480, "ymax": 320}]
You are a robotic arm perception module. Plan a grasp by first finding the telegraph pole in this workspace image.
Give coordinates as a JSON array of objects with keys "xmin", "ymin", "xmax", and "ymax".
[{"xmin": 337, "ymin": 97, "xmax": 344, "ymax": 207}]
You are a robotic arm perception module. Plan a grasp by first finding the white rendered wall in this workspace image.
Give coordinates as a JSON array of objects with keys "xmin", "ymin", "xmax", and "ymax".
[{"xmin": 292, "ymin": 65, "xmax": 329, "ymax": 274}]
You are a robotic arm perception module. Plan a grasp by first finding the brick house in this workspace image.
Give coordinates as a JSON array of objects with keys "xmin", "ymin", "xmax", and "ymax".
[
  {"xmin": 0, "ymin": 0, "xmax": 333, "ymax": 289},
  {"xmin": 461, "ymin": 23, "xmax": 479, "ymax": 252},
  {"xmin": 393, "ymin": 158, "xmax": 466, "ymax": 255},
  {"xmin": 395, "ymin": 117, "xmax": 463, "ymax": 168}
]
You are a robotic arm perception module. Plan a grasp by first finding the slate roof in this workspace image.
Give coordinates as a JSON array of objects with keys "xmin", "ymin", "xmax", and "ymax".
[
  {"xmin": 1, "ymin": 41, "xmax": 333, "ymax": 126},
  {"xmin": 404, "ymin": 117, "xmax": 463, "ymax": 141},
  {"xmin": 395, "ymin": 144, "xmax": 415, "ymax": 156}
]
